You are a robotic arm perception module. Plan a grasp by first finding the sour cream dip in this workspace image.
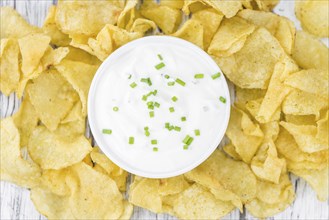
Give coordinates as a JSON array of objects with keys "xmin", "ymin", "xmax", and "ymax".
[{"xmin": 88, "ymin": 36, "xmax": 230, "ymax": 178}]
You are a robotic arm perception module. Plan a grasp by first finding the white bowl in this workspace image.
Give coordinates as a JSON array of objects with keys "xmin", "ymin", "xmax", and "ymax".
[{"xmin": 88, "ymin": 36, "xmax": 231, "ymax": 178}]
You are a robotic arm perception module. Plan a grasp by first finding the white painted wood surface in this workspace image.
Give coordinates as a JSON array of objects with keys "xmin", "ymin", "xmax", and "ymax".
[{"xmin": 0, "ymin": 0, "xmax": 328, "ymax": 219}]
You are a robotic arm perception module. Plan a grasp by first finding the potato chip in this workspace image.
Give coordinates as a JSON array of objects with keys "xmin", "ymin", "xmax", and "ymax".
[
  {"xmin": 130, "ymin": 18, "xmax": 157, "ymax": 34},
  {"xmin": 12, "ymin": 94, "xmax": 38, "ymax": 147},
  {"xmin": 186, "ymin": 150, "xmax": 257, "ymax": 203},
  {"xmin": 172, "ymin": 20, "xmax": 204, "ymax": 49},
  {"xmin": 117, "ymin": 0, "xmax": 138, "ymax": 29},
  {"xmin": 90, "ymin": 148, "xmax": 128, "ymax": 191},
  {"xmin": 280, "ymin": 121, "xmax": 328, "ymax": 153},
  {"xmin": 66, "ymin": 162, "xmax": 124, "ymax": 219},
  {"xmin": 223, "ymin": 144, "xmax": 242, "ymax": 161},
  {"xmin": 0, "ymin": 6, "xmax": 41, "ymax": 39},
  {"xmin": 55, "ymin": 59, "xmax": 98, "ymax": 116},
  {"xmin": 172, "ymin": 184, "xmax": 235, "ymax": 219},
  {"xmin": 208, "ymin": 16, "xmax": 255, "ymax": 57},
  {"xmin": 216, "ymin": 28, "xmax": 284, "ymax": 89},
  {"xmin": 55, "ymin": 0, "xmax": 122, "ymax": 36},
  {"xmin": 27, "ymin": 69, "xmax": 78, "ymax": 131},
  {"xmin": 18, "ymin": 33, "xmax": 51, "ymax": 76},
  {"xmin": 158, "ymin": 176, "xmax": 190, "ymax": 196},
  {"xmin": 284, "ymin": 69, "xmax": 328, "ymax": 99},
  {"xmin": 141, "ymin": 5, "xmax": 182, "ymax": 34},
  {"xmin": 292, "ymin": 31, "xmax": 329, "ymax": 70},
  {"xmin": 182, "ymin": 0, "xmax": 209, "ymax": 14},
  {"xmin": 256, "ymin": 57, "xmax": 299, "ymax": 123},
  {"xmin": 255, "ymin": 0, "xmax": 279, "ymax": 11},
  {"xmin": 251, "ymin": 140, "xmax": 286, "ymax": 184},
  {"xmin": 65, "ymin": 46, "xmax": 101, "ymax": 65},
  {"xmin": 28, "ymin": 126, "xmax": 92, "ymax": 169},
  {"xmin": 245, "ymin": 174, "xmax": 295, "ymax": 218},
  {"xmin": 119, "ymin": 201, "xmax": 134, "ymax": 220},
  {"xmin": 282, "ymin": 89, "xmax": 328, "ymax": 117},
  {"xmin": 275, "ymin": 128, "xmax": 328, "ymax": 170},
  {"xmin": 238, "ymin": 9, "xmax": 295, "ymax": 54},
  {"xmin": 226, "ymin": 107, "xmax": 264, "ymax": 163},
  {"xmin": 192, "ymin": 8, "xmax": 224, "ymax": 50},
  {"xmin": 30, "ymin": 188, "xmax": 74, "ymax": 219},
  {"xmin": 242, "ymin": 98, "xmax": 281, "ymax": 122},
  {"xmin": 0, "ymin": 118, "xmax": 41, "ymax": 188},
  {"xmin": 161, "ymin": 0, "xmax": 184, "ymax": 9},
  {"xmin": 40, "ymin": 169, "xmax": 70, "ymax": 196},
  {"xmin": 0, "ymin": 38, "xmax": 20, "ymax": 96},
  {"xmin": 235, "ymin": 87, "xmax": 266, "ymax": 104},
  {"xmin": 295, "ymin": 0, "xmax": 329, "ymax": 37},
  {"xmin": 291, "ymin": 167, "xmax": 329, "ymax": 201},
  {"xmin": 261, "ymin": 121, "xmax": 280, "ymax": 142},
  {"xmin": 284, "ymin": 114, "xmax": 316, "ymax": 126}
]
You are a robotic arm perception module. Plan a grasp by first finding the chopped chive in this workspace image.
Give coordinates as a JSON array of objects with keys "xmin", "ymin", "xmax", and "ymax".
[
  {"xmin": 129, "ymin": 137, "xmax": 134, "ymax": 144},
  {"xmin": 169, "ymin": 107, "xmax": 175, "ymax": 113},
  {"xmin": 153, "ymin": 90, "xmax": 157, "ymax": 95},
  {"xmin": 141, "ymin": 77, "xmax": 152, "ymax": 86},
  {"xmin": 157, "ymin": 54, "xmax": 163, "ymax": 60},
  {"xmin": 167, "ymin": 81, "xmax": 175, "ymax": 86},
  {"xmin": 174, "ymin": 126, "xmax": 181, "ymax": 132},
  {"xmin": 187, "ymin": 137, "xmax": 194, "ymax": 145},
  {"xmin": 194, "ymin": 129, "xmax": 200, "ymax": 136},
  {"xmin": 149, "ymin": 111, "xmax": 154, "ymax": 118},
  {"xmin": 219, "ymin": 96, "xmax": 226, "ymax": 103},
  {"xmin": 168, "ymin": 125, "xmax": 174, "ymax": 131},
  {"xmin": 154, "ymin": 102, "xmax": 160, "ymax": 108},
  {"xmin": 144, "ymin": 126, "xmax": 149, "ymax": 131},
  {"xmin": 181, "ymin": 117, "xmax": 186, "ymax": 122},
  {"xmin": 151, "ymin": 139, "xmax": 157, "ymax": 145},
  {"xmin": 148, "ymin": 105, "xmax": 154, "ymax": 110},
  {"xmin": 113, "ymin": 106, "xmax": 119, "ymax": 112},
  {"xmin": 164, "ymin": 74, "xmax": 170, "ymax": 79},
  {"xmin": 102, "ymin": 129, "xmax": 112, "ymax": 134},
  {"xmin": 145, "ymin": 130, "xmax": 150, "ymax": 137},
  {"xmin": 155, "ymin": 62, "xmax": 165, "ymax": 70},
  {"xmin": 128, "ymin": 74, "xmax": 132, "ymax": 79},
  {"xmin": 171, "ymin": 96, "xmax": 178, "ymax": 102},
  {"xmin": 183, "ymin": 135, "xmax": 191, "ymax": 144},
  {"xmin": 211, "ymin": 72, "xmax": 221, "ymax": 80},
  {"xmin": 194, "ymin": 74, "xmax": 204, "ymax": 79},
  {"xmin": 147, "ymin": 101, "xmax": 153, "ymax": 106},
  {"xmin": 165, "ymin": 123, "xmax": 170, "ymax": 129},
  {"xmin": 153, "ymin": 147, "xmax": 158, "ymax": 152},
  {"xmin": 130, "ymin": 82, "xmax": 137, "ymax": 88},
  {"xmin": 183, "ymin": 145, "xmax": 189, "ymax": 150},
  {"xmin": 175, "ymin": 78, "xmax": 186, "ymax": 86},
  {"xmin": 142, "ymin": 95, "xmax": 147, "ymax": 101}
]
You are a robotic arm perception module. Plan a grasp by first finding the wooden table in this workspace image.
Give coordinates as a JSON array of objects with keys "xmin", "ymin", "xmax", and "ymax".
[{"xmin": 1, "ymin": 0, "xmax": 328, "ymax": 219}]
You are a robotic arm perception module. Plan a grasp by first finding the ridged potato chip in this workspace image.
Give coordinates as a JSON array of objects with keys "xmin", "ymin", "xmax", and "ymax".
[
  {"xmin": 291, "ymin": 167, "xmax": 329, "ymax": 201},
  {"xmin": 117, "ymin": 0, "xmax": 138, "ymax": 29},
  {"xmin": 192, "ymin": 8, "xmax": 224, "ymax": 50},
  {"xmin": 0, "ymin": 118, "xmax": 41, "ymax": 188},
  {"xmin": 129, "ymin": 18, "xmax": 156, "ymax": 34},
  {"xmin": 295, "ymin": 0, "xmax": 329, "ymax": 37},
  {"xmin": 223, "ymin": 144, "xmax": 242, "ymax": 161},
  {"xmin": 226, "ymin": 107, "xmax": 264, "ymax": 163},
  {"xmin": 216, "ymin": 28, "xmax": 284, "ymax": 89},
  {"xmin": 55, "ymin": 0, "xmax": 122, "ymax": 36},
  {"xmin": 208, "ymin": 16, "xmax": 255, "ymax": 57},
  {"xmin": 40, "ymin": 169, "xmax": 70, "ymax": 196},
  {"xmin": 28, "ymin": 126, "xmax": 92, "ymax": 169},
  {"xmin": 172, "ymin": 19, "xmax": 204, "ymax": 49},
  {"xmin": 284, "ymin": 69, "xmax": 328, "ymax": 99},
  {"xmin": 0, "ymin": 38, "xmax": 20, "ymax": 96},
  {"xmin": 0, "ymin": 6, "xmax": 40, "ymax": 39},
  {"xmin": 65, "ymin": 46, "xmax": 101, "ymax": 66},
  {"xmin": 292, "ymin": 31, "xmax": 329, "ymax": 70}
]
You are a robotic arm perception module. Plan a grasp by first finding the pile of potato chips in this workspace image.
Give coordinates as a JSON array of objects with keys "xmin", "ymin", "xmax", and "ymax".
[{"xmin": 1, "ymin": 0, "xmax": 328, "ymax": 219}]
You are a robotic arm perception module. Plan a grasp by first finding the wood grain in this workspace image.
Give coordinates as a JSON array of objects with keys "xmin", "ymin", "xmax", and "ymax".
[{"xmin": 1, "ymin": 0, "xmax": 328, "ymax": 219}]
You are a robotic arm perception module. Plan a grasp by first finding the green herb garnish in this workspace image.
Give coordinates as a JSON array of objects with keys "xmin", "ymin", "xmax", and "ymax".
[
  {"xmin": 157, "ymin": 54, "xmax": 163, "ymax": 60},
  {"xmin": 174, "ymin": 126, "xmax": 181, "ymax": 132},
  {"xmin": 194, "ymin": 129, "xmax": 200, "ymax": 136},
  {"xmin": 141, "ymin": 78, "xmax": 152, "ymax": 86},
  {"xmin": 181, "ymin": 117, "xmax": 186, "ymax": 122},
  {"xmin": 169, "ymin": 107, "xmax": 175, "ymax": 113},
  {"xmin": 167, "ymin": 81, "xmax": 175, "ymax": 86},
  {"xmin": 151, "ymin": 139, "xmax": 157, "ymax": 145},
  {"xmin": 219, "ymin": 96, "xmax": 226, "ymax": 103},
  {"xmin": 149, "ymin": 111, "xmax": 154, "ymax": 118},
  {"xmin": 175, "ymin": 78, "xmax": 186, "ymax": 86},
  {"xmin": 155, "ymin": 62, "xmax": 165, "ymax": 70},
  {"xmin": 130, "ymin": 82, "xmax": 137, "ymax": 88},
  {"xmin": 194, "ymin": 74, "xmax": 204, "ymax": 79},
  {"xmin": 171, "ymin": 96, "xmax": 178, "ymax": 102},
  {"xmin": 154, "ymin": 102, "xmax": 160, "ymax": 108},
  {"xmin": 129, "ymin": 137, "xmax": 134, "ymax": 144},
  {"xmin": 113, "ymin": 106, "xmax": 119, "ymax": 112},
  {"xmin": 164, "ymin": 74, "xmax": 170, "ymax": 79},
  {"xmin": 102, "ymin": 129, "xmax": 112, "ymax": 134},
  {"xmin": 211, "ymin": 72, "xmax": 221, "ymax": 80},
  {"xmin": 153, "ymin": 147, "xmax": 158, "ymax": 152}
]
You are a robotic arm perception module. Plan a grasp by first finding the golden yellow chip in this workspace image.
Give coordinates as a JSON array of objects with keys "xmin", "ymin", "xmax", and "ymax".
[
  {"xmin": 226, "ymin": 107, "xmax": 264, "ymax": 163},
  {"xmin": 55, "ymin": 59, "xmax": 98, "ymax": 116},
  {"xmin": 28, "ymin": 126, "xmax": 92, "ymax": 169},
  {"xmin": 284, "ymin": 114, "xmax": 316, "ymax": 126},
  {"xmin": 55, "ymin": 0, "xmax": 122, "ymax": 36},
  {"xmin": 292, "ymin": 31, "xmax": 329, "ymax": 70},
  {"xmin": 66, "ymin": 162, "xmax": 125, "ymax": 219},
  {"xmin": 235, "ymin": 87, "xmax": 266, "ymax": 104},
  {"xmin": 161, "ymin": 0, "xmax": 184, "ymax": 9},
  {"xmin": 0, "ymin": 38, "xmax": 20, "ymax": 96},
  {"xmin": 141, "ymin": 5, "xmax": 182, "ymax": 34},
  {"xmin": 0, "ymin": 118, "xmax": 41, "ymax": 188},
  {"xmin": 284, "ymin": 69, "xmax": 328, "ymax": 99},
  {"xmin": 27, "ymin": 69, "xmax": 78, "ymax": 131},
  {"xmin": 295, "ymin": 0, "xmax": 329, "ymax": 37},
  {"xmin": 245, "ymin": 174, "xmax": 295, "ymax": 218},
  {"xmin": 42, "ymin": 6, "xmax": 70, "ymax": 47},
  {"xmin": 13, "ymin": 94, "xmax": 38, "ymax": 147},
  {"xmin": 208, "ymin": 16, "xmax": 255, "ymax": 57},
  {"xmin": 130, "ymin": 18, "xmax": 157, "ymax": 34},
  {"xmin": 223, "ymin": 144, "xmax": 242, "ymax": 161},
  {"xmin": 18, "ymin": 33, "xmax": 51, "ymax": 76},
  {"xmin": 216, "ymin": 28, "xmax": 284, "ymax": 89},
  {"xmin": 158, "ymin": 176, "xmax": 190, "ymax": 196},
  {"xmin": 117, "ymin": 0, "xmax": 138, "ymax": 29},
  {"xmin": 282, "ymin": 89, "xmax": 328, "ymax": 117},
  {"xmin": 40, "ymin": 169, "xmax": 70, "ymax": 196},
  {"xmin": 280, "ymin": 121, "xmax": 328, "ymax": 153},
  {"xmin": 291, "ymin": 167, "xmax": 329, "ymax": 201},
  {"xmin": 255, "ymin": 0, "xmax": 279, "ymax": 11},
  {"xmin": 172, "ymin": 19, "xmax": 204, "ymax": 49},
  {"xmin": 192, "ymin": 8, "xmax": 224, "ymax": 50},
  {"xmin": 172, "ymin": 184, "xmax": 235, "ymax": 219},
  {"xmin": 0, "ymin": 6, "xmax": 41, "ymax": 39},
  {"xmin": 65, "ymin": 46, "xmax": 101, "ymax": 65}
]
